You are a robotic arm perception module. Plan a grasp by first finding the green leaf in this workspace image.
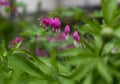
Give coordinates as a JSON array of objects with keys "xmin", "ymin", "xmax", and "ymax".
[
  {"xmin": 58, "ymin": 63, "xmax": 71, "ymax": 77},
  {"xmin": 97, "ymin": 60, "xmax": 112, "ymax": 83},
  {"xmin": 30, "ymin": 58, "xmax": 52, "ymax": 77},
  {"xmin": 101, "ymin": 0, "xmax": 118, "ymax": 24},
  {"xmin": 112, "ymin": 9, "xmax": 120, "ymax": 22},
  {"xmin": 50, "ymin": 47, "xmax": 59, "ymax": 72},
  {"xmin": 90, "ymin": 10, "xmax": 103, "ymax": 18},
  {"xmin": 14, "ymin": 50, "xmax": 52, "ymax": 76},
  {"xmin": 109, "ymin": 67, "xmax": 120, "ymax": 79},
  {"xmin": 114, "ymin": 28, "xmax": 120, "ymax": 37},
  {"xmin": 8, "ymin": 42, "xmax": 22, "ymax": 55},
  {"xmin": 21, "ymin": 24, "xmax": 44, "ymax": 36},
  {"xmin": 82, "ymin": 73, "xmax": 92, "ymax": 84},
  {"xmin": 0, "ymin": 71, "xmax": 6, "ymax": 84},
  {"xmin": 78, "ymin": 24, "xmax": 101, "ymax": 35},
  {"xmin": 9, "ymin": 69, "xmax": 22, "ymax": 84},
  {"xmin": 0, "ymin": 41, "xmax": 7, "ymax": 57},
  {"xmin": 15, "ymin": 2, "xmax": 25, "ymax": 7},
  {"xmin": 61, "ymin": 10, "xmax": 74, "ymax": 17},
  {"xmin": 103, "ymin": 43, "xmax": 114, "ymax": 54},
  {"xmin": 58, "ymin": 48, "xmax": 81, "ymax": 57},
  {"xmin": 73, "ymin": 7, "xmax": 101, "ymax": 30},
  {"xmin": 70, "ymin": 61, "xmax": 94, "ymax": 81},
  {"xmin": 58, "ymin": 76, "xmax": 75, "ymax": 84},
  {"xmin": 8, "ymin": 55, "xmax": 44, "ymax": 79}
]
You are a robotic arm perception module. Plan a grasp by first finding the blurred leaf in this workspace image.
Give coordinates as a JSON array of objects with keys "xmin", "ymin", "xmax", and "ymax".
[
  {"xmin": 58, "ymin": 48, "xmax": 81, "ymax": 57},
  {"xmin": 8, "ymin": 42, "xmax": 22, "ymax": 55},
  {"xmin": 101, "ymin": 0, "xmax": 118, "ymax": 24},
  {"xmin": 112, "ymin": 9, "xmax": 120, "ymax": 22},
  {"xmin": 113, "ymin": 38, "xmax": 120, "ymax": 48},
  {"xmin": 8, "ymin": 55, "xmax": 44, "ymax": 79},
  {"xmin": 0, "ymin": 41, "xmax": 7, "ymax": 57},
  {"xmin": 90, "ymin": 10, "xmax": 103, "ymax": 18},
  {"xmin": 103, "ymin": 42, "xmax": 114, "ymax": 55},
  {"xmin": 50, "ymin": 47, "xmax": 59, "ymax": 72},
  {"xmin": 82, "ymin": 73, "xmax": 92, "ymax": 84},
  {"xmin": 12, "ymin": 50, "xmax": 53, "ymax": 77},
  {"xmin": 15, "ymin": 2, "xmax": 25, "ymax": 7},
  {"xmin": 58, "ymin": 76, "xmax": 75, "ymax": 84},
  {"xmin": 114, "ymin": 28, "xmax": 120, "ymax": 37},
  {"xmin": 70, "ymin": 61, "xmax": 94, "ymax": 82},
  {"xmin": 9, "ymin": 69, "xmax": 22, "ymax": 84},
  {"xmin": 30, "ymin": 58, "xmax": 53, "ymax": 77},
  {"xmin": 61, "ymin": 10, "xmax": 74, "ymax": 17},
  {"xmin": 97, "ymin": 60, "xmax": 112, "ymax": 83},
  {"xmin": 58, "ymin": 63, "xmax": 71, "ymax": 76},
  {"xmin": 21, "ymin": 24, "xmax": 45, "ymax": 36},
  {"xmin": 109, "ymin": 67, "xmax": 120, "ymax": 79},
  {"xmin": 73, "ymin": 8, "xmax": 102, "ymax": 30}
]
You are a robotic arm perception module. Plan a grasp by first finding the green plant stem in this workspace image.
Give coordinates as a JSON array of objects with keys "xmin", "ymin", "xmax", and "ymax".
[{"xmin": 99, "ymin": 42, "xmax": 105, "ymax": 56}]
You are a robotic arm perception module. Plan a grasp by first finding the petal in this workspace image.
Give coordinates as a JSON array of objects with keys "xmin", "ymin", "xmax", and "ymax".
[{"xmin": 74, "ymin": 40, "xmax": 80, "ymax": 48}]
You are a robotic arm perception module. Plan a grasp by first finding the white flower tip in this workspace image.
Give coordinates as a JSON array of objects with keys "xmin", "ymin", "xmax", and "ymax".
[
  {"xmin": 58, "ymin": 29, "xmax": 60, "ymax": 32},
  {"xmin": 74, "ymin": 40, "xmax": 80, "ymax": 48},
  {"xmin": 65, "ymin": 34, "xmax": 69, "ymax": 40}
]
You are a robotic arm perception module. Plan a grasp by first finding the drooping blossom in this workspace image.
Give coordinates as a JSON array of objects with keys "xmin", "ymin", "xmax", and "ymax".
[
  {"xmin": 41, "ymin": 18, "xmax": 52, "ymax": 31},
  {"xmin": 50, "ymin": 18, "xmax": 61, "ymax": 32},
  {"xmin": 41, "ymin": 17, "xmax": 61, "ymax": 33},
  {"xmin": 9, "ymin": 37, "xmax": 22, "ymax": 48},
  {"xmin": 64, "ymin": 25, "xmax": 70, "ymax": 40},
  {"xmin": 73, "ymin": 31, "xmax": 80, "ymax": 47}
]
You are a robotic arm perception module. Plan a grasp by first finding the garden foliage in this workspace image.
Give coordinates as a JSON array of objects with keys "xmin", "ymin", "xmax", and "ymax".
[{"xmin": 0, "ymin": 0, "xmax": 120, "ymax": 84}]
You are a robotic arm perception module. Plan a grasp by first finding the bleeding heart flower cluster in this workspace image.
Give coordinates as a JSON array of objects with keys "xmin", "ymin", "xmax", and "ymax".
[
  {"xmin": 41, "ymin": 17, "xmax": 61, "ymax": 33},
  {"xmin": 64, "ymin": 25, "xmax": 80, "ymax": 47},
  {"xmin": 40, "ymin": 17, "xmax": 80, "ymax": 47}
]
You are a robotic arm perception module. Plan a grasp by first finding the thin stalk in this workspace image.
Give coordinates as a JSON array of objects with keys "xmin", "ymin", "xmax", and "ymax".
[{"xmin": 99, "ymin": 42, "xmax": 105, "ymax": 56}]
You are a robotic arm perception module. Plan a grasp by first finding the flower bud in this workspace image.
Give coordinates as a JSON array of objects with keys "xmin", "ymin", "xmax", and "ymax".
[
  {"xmin": 73, "ymin": 31, "xmax": 80, "ymax": 47},
  {"xmin": 73, "ymin": 31, "xmax": 80, "ymax": 42},
  {"xmin": 64, "ymin": 25, "xmax": 70, "ymax": 40},
  {"xmin": 9, "ymin": 37, "xmax": 22, "ymax": 48}
]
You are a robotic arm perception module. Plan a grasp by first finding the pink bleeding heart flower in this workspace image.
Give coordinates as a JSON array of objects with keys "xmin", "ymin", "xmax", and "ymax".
[
  {"xmin": 41, "ymin": 18, "xmax": 52, "ymax": 31},
  {"xmin": 9, "ymin": 37, "xmax": 22, "ymax": 48},
  {"xmin": 50, "ymin": 18, "xmax": 61, "ymax": 33},
  {"xmin": 64, "ymin": 25, "xmax": 70, "ymax": 40},
  {"xmin": 40, "ymin": 17, "xmax": 61, "ymax": 33},
  {"xmin": 73, "ymin": 31, "xmax": 80, "ymax": 47},
  {"xmin": 42, "ymin": 18, "xmax": 52, "ymax": 26}
]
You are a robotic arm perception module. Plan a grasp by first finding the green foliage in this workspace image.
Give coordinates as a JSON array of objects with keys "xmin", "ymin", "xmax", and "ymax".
[
  {"xmin": 101, "ymin": 0, "xmax": 118, "ymax": 25},
  {"xmin": 1, "ymin": 0, "xmax": 120, "ymax": 84}
]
